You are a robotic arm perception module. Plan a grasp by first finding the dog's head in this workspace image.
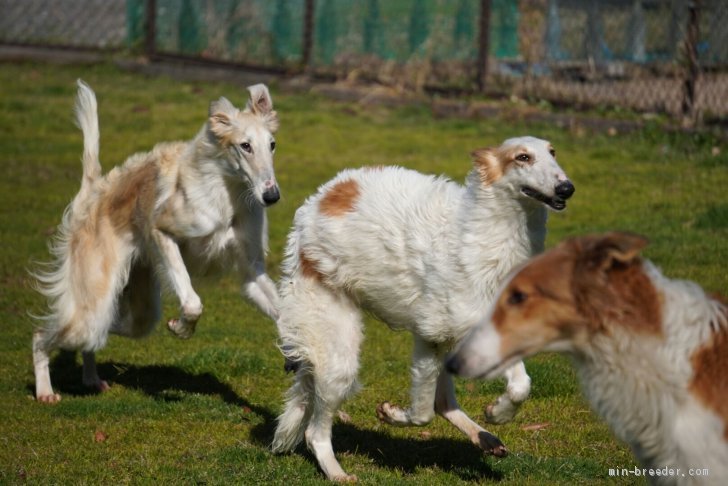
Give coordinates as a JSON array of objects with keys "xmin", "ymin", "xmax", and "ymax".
[
  {"xmin": 208, "ymin": 84, "xmax": 280, "ymax": 207},
  {"xmin": 446, "ymin": 232, "xmax": 652, "ymax": 380},
  {"xmin": 471, "ymin": 136, "xmax": 574, "ymax": 211}
]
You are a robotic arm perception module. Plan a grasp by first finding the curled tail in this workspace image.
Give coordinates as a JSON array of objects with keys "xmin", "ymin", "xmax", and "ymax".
[{"xmin": 74, "ymin": 79, "xmax": 101, "ymax": 191}]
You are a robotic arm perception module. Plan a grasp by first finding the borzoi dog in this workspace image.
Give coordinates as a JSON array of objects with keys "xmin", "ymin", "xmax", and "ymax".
[
  {"xmin": 272, "ymin": 136, "xmax": 575, "ymax": 481},
  {"xmin": 448, "ymin": 232, "xmax": 728, "ymax": 485},
  {"xmin": 32, "ymin": 80, "xmax": 280, "ymax": 403}
]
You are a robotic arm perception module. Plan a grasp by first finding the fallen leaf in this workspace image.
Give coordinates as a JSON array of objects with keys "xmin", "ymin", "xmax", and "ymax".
[
  {"xmin": 94, "ymin": 430, "xmax": 108, "ymax": 442},
  {"xmin": 521, "ymin": 422, "xmax": 550, "ymax": 432}
]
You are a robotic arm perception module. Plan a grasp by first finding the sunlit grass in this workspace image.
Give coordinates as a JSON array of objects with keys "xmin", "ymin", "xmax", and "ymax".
[{"xmin": 0, "ymin": 61, "xmax": 725, "ymax": 484}]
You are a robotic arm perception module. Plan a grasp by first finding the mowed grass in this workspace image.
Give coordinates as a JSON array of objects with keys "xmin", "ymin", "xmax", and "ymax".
[{"xmin": 1, "ymin": 61, "xmax": 726, "ymax": 485}]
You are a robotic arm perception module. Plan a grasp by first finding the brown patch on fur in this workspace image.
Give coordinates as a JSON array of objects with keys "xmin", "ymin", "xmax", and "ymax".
[
  {"xmin": 689, "ymin": 317, "xmax": 728, "ymax": 439},
  {"xmin": 471, "ymin": 145, "xmax": 530, "ymax": 186},
  {"xmin": 299, "ymin": 249, "xmax": 324, "ymax": 282},
  {"xmin": 105, "ymin": 162, "xmax": 159, "ymax": 232},
  {"xmin": 319, "ymin": 179, "xmax": 360, "ymax": 217}
]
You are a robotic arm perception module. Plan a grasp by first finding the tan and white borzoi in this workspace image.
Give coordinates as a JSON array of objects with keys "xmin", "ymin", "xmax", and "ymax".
[
  {"xmin": 448, "ymin": 232, "xmax": 728, "ymax": 485},
  {"xmin": 272, "ymin": 136, "xmax": 575, "ymax": 481},
  {"xmin": 32, "ymin": 80, "xmax": 281, "ymax": 403}
]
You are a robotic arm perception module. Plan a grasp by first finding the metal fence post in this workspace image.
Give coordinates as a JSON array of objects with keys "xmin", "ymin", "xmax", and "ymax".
[
  {"xmin": 302, "ymin": 0, "xmax": 315, "ymax": 71},
  {"xmin": 477, "ymin": 0, "xmax": 491, "ymax": 92},
  {"xmin": 145, "ymin": 0, "xmax": 156, "ymax": 58},
  {"xmin": 681, "ymin": 0, "xmax": 701, "ymax": 127}
]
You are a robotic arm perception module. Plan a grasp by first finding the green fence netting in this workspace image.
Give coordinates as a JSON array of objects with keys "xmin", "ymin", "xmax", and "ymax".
[{"xmin": 126, "ymin": 0, "xmax": 519, "ymax": 69}]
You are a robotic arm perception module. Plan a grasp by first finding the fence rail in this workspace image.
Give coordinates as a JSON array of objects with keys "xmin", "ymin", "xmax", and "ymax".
[{"xmin": 1, "ymin": 0, "xmax": 727, "ymax": 124}]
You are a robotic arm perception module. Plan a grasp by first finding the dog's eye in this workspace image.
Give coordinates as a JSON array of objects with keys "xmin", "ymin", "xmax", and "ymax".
[
  {"xmin": 516, "ymin": 153, "xmax": 530, "ymax": 162},
  {"xmin": 270, "ymin": 141, "xmax": 276, "ymax": 152},
  {"xmin": 241, "ymin": 142, "xmax": 252, "ymax": 153},
  {"xmin": 507, "ymin": 289, "xmax": 528, "ymax": 306},
  {"xmin": 549, "ymin": 149, "xmax": 556, "ymax": 157}
]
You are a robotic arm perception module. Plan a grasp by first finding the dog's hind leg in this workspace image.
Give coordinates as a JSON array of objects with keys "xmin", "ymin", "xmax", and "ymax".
[
  {"xmin": 33, "ymin": 331, "xmax": 60, "ymax": 403},
  {"xmin": 484, "ymin": 360, "xmax": 531, "ymax": 424},
  {"xmin": 434, "ymin": 372, "xmax": 507, "ymax": 456},
  {"xmin": 111, "ymin": 261, "xmax": 161, "ymax": 338},
  {"xmin": 81, "ymin": 351, "xmax": 110, "ymax": 391},
  {"xmin": 274, "ymin": 279, "xmax": 363, "ymax": 481},
  {"xmin": 376, "ymin": 336, "xmax": 441, "ymax": 427}
]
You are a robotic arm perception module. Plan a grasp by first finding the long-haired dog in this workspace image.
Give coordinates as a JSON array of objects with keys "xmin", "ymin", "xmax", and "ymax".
[
  {"xmin": 448, "ymin": 232, "xmax": 728, "ymax": 485},
  {"xmin": 272, "ymin": 136, "xmax": 575, "ymax": 481},
  {"xmin": 32, "ymin": 80, "xmax": 281, "ymax": 403}
]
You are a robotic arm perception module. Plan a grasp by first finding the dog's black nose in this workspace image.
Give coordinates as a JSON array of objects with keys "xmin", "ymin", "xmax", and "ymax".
[
  {"xmin": 555, "ymin": 180, "xmax": 575, "ymax": 200},
  {"xmin": 445, "ymin": 354, "xmax": 460, "ymax": 375},
  {"xmin": 263, "ymin": 186, "xmax": 280, "ymax": 206}
]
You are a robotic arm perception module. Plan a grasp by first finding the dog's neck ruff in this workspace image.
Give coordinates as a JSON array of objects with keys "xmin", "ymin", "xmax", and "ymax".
[{"xmin": 448, "ymin": 172, "xmax": 547, "ymax": 340}]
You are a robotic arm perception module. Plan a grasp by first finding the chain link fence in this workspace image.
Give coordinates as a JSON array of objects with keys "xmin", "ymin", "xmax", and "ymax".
[{"xmin": 1, "ymin": 0, "xmax": 727, "ymax": 123}]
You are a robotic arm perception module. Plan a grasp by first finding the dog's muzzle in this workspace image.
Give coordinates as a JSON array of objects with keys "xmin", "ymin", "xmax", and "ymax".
[
  {"xmin": 263, "ymin": 186, "xmax": 281, "ymax": 206},
  {"xmin": 522, "ymin": 180, "xmax": 575, "ymax": 211},
  {"xmin": 555, "ymin": 180, "xmax": 575, "ymax": 200}
]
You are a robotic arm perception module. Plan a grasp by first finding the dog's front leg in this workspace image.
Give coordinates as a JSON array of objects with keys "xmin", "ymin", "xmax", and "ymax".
[
  {"xmin": 151, "ymin": 229, "xmax": 202, "ymax": 339},
  {"xmin": 484, "ymin": 360, "xmax": 531, "ymax": 424},
  {"xmin": 435, "ymin": 372, "xmax": 507, "ymax": 457},
  {"xmin": 240, "ymin": 260, "xmax": 280, "ymax": 321},
  {"xmin": 376, "ymin": 336, "xmax": 440, "ymax": 426},
  {"xmin": 236, "ymin": 211, "xmax": 280, "ymax": 321}
]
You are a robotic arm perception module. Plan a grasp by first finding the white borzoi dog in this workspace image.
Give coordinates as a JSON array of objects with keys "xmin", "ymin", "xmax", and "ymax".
[
  {"xmin": 448, "ymin": 232, "xmax": 728, "ymax": 485},
  {"xmin": 31, "ymin": 80, "xmax": 281, "ymax": 403},
  {"xmin": 271, "ymin": 136, "xmax": 575, "ymax": 481}
]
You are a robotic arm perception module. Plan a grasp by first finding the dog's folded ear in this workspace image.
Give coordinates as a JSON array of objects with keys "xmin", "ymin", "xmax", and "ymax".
[
  {"xmin": 578, "ymin": 232, "xmax": 649, "ymax": 274},
  {"xmin": 209, "ymin": 97, "xmax": 238, "ymax": 141},
  {"xmin": 209, "ymin": 97, "xmax": 237, "ymax": 119},
  {"xmin": 247, "ymin": 84, "xmax": 279, "ymax": 133},
  {"xmin": 471, "ymin": 147, "xmax": 504, "ymax": 186}
]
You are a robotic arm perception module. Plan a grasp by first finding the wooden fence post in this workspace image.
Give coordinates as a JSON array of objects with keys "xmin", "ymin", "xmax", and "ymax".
[
  {"xmin": 302, "ymin": 0, "xmax": 315, "ymax": 71},
  {"xmin": 145, "ymin": 0, "xmax": 156, "ymax": 58},
  {"xmin": 477, "ymin": 0, "xmax": 491, "ymax": 92},
  {"xmin": 681, "ymin": 0, "xmax": 701, "ymax": 127}
]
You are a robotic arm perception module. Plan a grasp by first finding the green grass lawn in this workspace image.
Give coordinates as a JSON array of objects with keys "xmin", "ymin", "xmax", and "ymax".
[{"xmin": 1, "ymin": 61, "xmax": 726, "ymax": 485}]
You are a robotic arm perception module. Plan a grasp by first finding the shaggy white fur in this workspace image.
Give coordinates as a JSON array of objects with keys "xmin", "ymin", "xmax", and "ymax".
[
  {"xmin": 31, "ymin": 80, "xmax": 281, "ymax": 402},
  {"xmin": 272, "ymin": 136, "xmax": 574, "ymax": 481},
  {"xmin": 449, "ymin": 233, "xmax": 728, "ymax": 485}
]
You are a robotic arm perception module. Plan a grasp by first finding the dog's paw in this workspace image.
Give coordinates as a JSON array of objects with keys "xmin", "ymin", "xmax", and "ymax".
[
  {"xmin": 36, "ymin": 393, "xmax": 62, "ymax": 404},
  {"xmin": 484, "ymin": 396, "xmax": 519, "ymax": 424},
  {"xmin": 477, "ymin": 430, "xmax": 508, "ymax": 457},
  {"xmin": 83, "ymin": 378, "xmax": 111, "ymax": 392},
  {"xmin": 375, "ymin": 401, "xmax": 409, "ymax": 426},
  {"xmin": 331, "ymin": 473, "xmax": 358, "ymax": 483},
  {"xmin": 167, "ymin": 318, "xmax": 196, "ymax": 339}
]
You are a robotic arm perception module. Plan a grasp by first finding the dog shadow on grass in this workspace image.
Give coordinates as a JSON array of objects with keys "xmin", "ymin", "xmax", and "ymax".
[
  {"xmin": 249, "ymin": 418, "xmax": 502, "ymax": 482},
  {"xmin": 39, "ymin": 353, "xmax": 499, "ymax": 481},
  {"xmin": 34, "ymin": 350, "xmax": 276, "ymax": 421}
]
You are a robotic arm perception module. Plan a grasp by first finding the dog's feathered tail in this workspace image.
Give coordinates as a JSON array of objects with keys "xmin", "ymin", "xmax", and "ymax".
[
  {"xmin": 271, "ymin": 369, "xmax": 315, "ymax": 453},
  {"xmin": 29, "ymin": 80, "xmax": 103, "ymax": 346},
  {"xmin": 74, "ymin": 79, "xmax": 101, "ymax": 195}
]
